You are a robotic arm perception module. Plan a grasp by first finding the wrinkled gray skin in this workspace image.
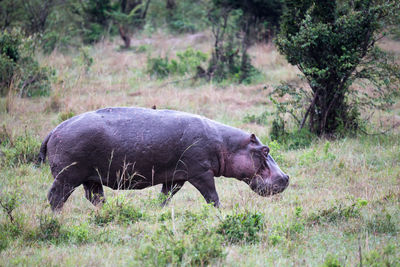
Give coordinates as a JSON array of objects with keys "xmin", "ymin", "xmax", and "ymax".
[{"xmin": 39, "ymin": 107, "xmax": 289, "ymax": 211}]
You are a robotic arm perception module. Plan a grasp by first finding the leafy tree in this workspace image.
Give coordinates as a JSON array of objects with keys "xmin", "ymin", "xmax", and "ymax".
[
  {"xmin": 109, "ymin": 0, "xmax": 151, "ymax": 48},
  {"xmin": 208, "ymin": 0, "xmax": 282, "ymax": 82},
  {"xmin": 275, "ymin": 0, "xmax": 400, "ymax": 136}
]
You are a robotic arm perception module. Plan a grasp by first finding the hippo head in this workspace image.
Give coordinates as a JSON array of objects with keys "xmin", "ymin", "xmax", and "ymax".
[{"xmin": 227, "ymin": 133, "xmax": 289, "ymax": 197}]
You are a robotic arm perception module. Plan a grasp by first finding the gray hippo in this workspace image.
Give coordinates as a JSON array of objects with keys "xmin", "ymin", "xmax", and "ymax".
[{"xmin": 39, "ymin": 107, "xmax": 289, "ymax": 211}]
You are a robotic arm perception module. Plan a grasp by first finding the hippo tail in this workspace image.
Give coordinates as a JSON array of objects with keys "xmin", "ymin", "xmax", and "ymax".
[{"xmin": 38, "ymin": 132, "xmax": 52, "ymax": 164}]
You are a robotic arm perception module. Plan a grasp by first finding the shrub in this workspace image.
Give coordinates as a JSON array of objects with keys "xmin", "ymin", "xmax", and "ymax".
[
  {"xmin": 65, "ymin": 222, "xmax": 90, "ymax": 244},
  {"xmin": 366, "ymin": 211, "xmax": 397, "ymax": 234},
  {"xmin": 0, "ymin": 29, "xmax": 55, "ymax": 97},
  {"xmin": 0, "ymin": 130, "xmax": 41, "ymax": 166},
  {"xmin": 322, "ymin": 254, "xmax": 343, "ymax": 267},
  {"xmin": 37, "ymin": 213, "xmax": 62, "ymax": 241},
  {"xmin": 146, "ymin": 48, "xmax": 207, "ymax": 79},
  {"xmin": 217, "ymin": 210, "xmax": 264, "ymax": 244},
  {"xmin": 0, "ymin": 191, "xmax": 23, "ymax": 239},
  {"xmin": 137, "ymin": 225, "xmax": 225, "ymax": 266},
  {"xmin": 0, "ymin": 231, "xmax": 8, "ymax": 252},
  {"xmin": 91, "ymin": 195, "xmax": 144, "ymax": 226}
]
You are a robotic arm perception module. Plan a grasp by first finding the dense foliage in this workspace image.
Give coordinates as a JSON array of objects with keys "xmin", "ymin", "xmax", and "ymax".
[{"xmin": 275, "ymin": 0, "xmax": 400, "ymax": 136}]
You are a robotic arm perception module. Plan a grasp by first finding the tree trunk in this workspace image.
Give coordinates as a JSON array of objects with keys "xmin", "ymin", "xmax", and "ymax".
[
  {"xmin": 119, "ymin": 25, "xmax": 131, "ymax": 48},
  {"xmin": 240, "ymin": 15, "xmax": 252, "ymax": 83}
]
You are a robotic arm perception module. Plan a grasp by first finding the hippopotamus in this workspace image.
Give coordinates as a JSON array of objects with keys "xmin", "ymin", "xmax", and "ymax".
[{"xmin": 39, "ymin": 107, "xmax": 289, "ymax": 211}]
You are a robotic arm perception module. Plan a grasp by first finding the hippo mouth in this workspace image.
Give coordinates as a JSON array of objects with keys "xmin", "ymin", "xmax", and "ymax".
[{"xmin": 249, "ymin": 175, "xmax": 289, "ymax": 197}]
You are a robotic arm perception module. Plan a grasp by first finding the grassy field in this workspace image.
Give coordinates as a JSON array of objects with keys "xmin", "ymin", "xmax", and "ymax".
[{"xmin": 0, "ymin": 32, "xmax": 399, "ymax": 266}]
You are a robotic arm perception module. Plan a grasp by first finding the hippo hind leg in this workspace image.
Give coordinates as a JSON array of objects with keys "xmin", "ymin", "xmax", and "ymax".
[
  {"xmin": 83, "ymin": 181, "xmax": 105, "ymax": 206},
  {"xmin": 160, "ymin": 180, "xmax": 185, "ymax": 206},
  {"xmin": 47, "ymin": 179, "xmax": 78, "ymax": 212}
]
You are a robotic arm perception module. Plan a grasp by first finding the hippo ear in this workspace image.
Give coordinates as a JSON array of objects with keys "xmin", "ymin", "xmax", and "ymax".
[{"xmin": 250, "ymin": 133, "xmax": 257, "ymax": 143}]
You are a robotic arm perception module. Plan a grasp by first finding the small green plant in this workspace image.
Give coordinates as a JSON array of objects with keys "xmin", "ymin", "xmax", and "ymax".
[
  {"xmin": 0, "ymin": 231, "xmax": 9, "ymax": 252},
  {"xmin": 37, "ymin": 213, "xmax": 62, "ymax": 241},
  {"xmin": 217, "ymin": 210, "xmax": 264, "ymax": 244},
  {"xmin": 269, "ymin": 233, "xmax": 282, "ymax": 246},
  {"xmin": 91, "ymin": 195, "xmax": 144, "ymax": 226},
  {"xmin": 66, "ymin": 222, "xmax": 90, "ymax": 244},
  {"xmin": 322, "ymin": 254, "xmax": 343, "ymax": 267},
  {"xmin": 299, "ymin": 148, "xmax": 318, "ymax": 166},
  {"xmin": 0, "ymin": 191, "xmax": 23, "ymax": 239},
  {"xmin": 323, "ymin": 141, "xmax": 336, "ymax": 161},
  {"xmin": 0, "ymin": 191, "xmax": 20, "ymax": 224},
  {"xmin": 58, "ymin": 110, "xmax": 75, "ymax": 123}
]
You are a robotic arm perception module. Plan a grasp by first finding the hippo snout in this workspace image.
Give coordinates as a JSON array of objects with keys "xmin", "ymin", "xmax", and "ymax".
[{"xmin": 249, "ymin": 174, "xmax": 289, "ymax": 197}]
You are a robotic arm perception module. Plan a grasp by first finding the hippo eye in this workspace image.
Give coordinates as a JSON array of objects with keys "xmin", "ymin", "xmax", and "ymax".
[{"xmin": 262, "ymin": 146, "xmax": 270, "ymax": 156}]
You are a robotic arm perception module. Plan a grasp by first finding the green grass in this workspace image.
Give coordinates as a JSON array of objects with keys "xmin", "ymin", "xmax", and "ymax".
[{"xmin": 0, "ymin": 33, "xmax": 399, "ymax": 266}]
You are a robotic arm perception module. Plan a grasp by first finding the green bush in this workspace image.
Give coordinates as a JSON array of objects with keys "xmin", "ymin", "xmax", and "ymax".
[
  {"xmin": 270, "ymin": 116, "xmax": 315, "ymax": 150},
  {"xmin": 216, "ymin": 210, "xmax": 264, "ymax": 244},
  {"xmin": 91, "ymin": 195, "xmax": 144, "ymax": 226},
  {"xmin": 147, "ymin": 57, "xmax": 170, "ymax": 79},
  {"xmin": 0, "ymin": 131, "xmax": 41, "ymax": 166},
  {"xmin": 37, "ymin": 213, "xmax": 62, "ymax": 241},
  {"xmin": 0, "ymin": 29, "xmax": 54, "ymax": 97},
  {"xmin": 137, "ymin": 225, "xmax": 225, "ymax": 266},
  {"xmin": 0, "ymin": 191, "xmax": 23, "ymax": 239},
  {"xmin": 147, "ymin": 48, "xmax": 207, "ymax": 79},
  {"xmin": 322, "ymin": 254, "xmax": 343, "ymax": 267},
  {"xmin": 65, "ymin": 222, "xmax": 90, "ymax": 244}
]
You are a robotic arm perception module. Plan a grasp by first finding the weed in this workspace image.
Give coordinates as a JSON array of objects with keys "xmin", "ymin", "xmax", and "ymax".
[
  {"xmin": 58, "ymin": 110, "xmax": 75, "ymax": 123},
  {"xmin": 91, "ymin": 195, "xmax": 144, "ymax": 226},
  {"xmin": 0, "ymin": 231, "xmax": 8, "ymax": 252},
  {"xmin": 137, "ymin": 224, "xmax": 225, "ymax": 266},
  {"xmin": 366, "ymin": 211, "xmax": 397, "ymax": 234},
  {"xmin": 243, "ymin": 111, "xmax": 269, "ymax": 125},
  {"xmin": 307, "ymin": 200, "xmax": 366, "ymax": 225},
  {"xmin": 364, "ymin": 244, "xmax": 400, "ymax": 266},
  {"xmin": 323, "ymin": 141, "xmax": 336, "ymax": 161},
  {"xmin": 322, "ymin": 254, "xmax": 343, "ymax": 267},
  {"xmin": 299, "ymin": 148, "xmax": 318, "ymax": 166},
  {"xmin": 0, "ymin": 191, "xmax": 20, "ymax": 224},
  {"xmin": 217, "ymin": 210, "xmax": 264, "ymax": 244},
  {"xmin": 65, "ymin": 222, "xmax": 90, "ymax": 244},
  {"xmin": 37, "ymin": 213, "xmax": 62, "ymax": 241}
]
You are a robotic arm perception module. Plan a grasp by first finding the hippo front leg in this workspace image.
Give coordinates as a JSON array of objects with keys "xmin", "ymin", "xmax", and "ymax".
[
  {"xmin": 189, "ymin": 170, "xmax": 220, "ymax": 207},
  {"xmin": 160, "ymin": 180, "xmax": 185, "ymax": 206}
]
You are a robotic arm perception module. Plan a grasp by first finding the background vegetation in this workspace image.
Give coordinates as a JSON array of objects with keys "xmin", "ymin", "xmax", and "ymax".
[{"xmin": 1, "ymin": 0, "xmax": 399, "ymax": 266}]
